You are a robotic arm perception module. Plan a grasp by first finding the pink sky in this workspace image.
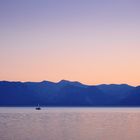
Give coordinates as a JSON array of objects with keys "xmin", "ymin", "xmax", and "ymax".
[{"xmin": 0, "ymin": 0, "xmax": 140, "ymax": 86}]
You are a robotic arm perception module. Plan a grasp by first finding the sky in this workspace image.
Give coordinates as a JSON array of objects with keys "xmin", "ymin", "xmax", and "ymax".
[{"xmin": 0, "ymin": 0, "xmax": 140, "ymax": 86}]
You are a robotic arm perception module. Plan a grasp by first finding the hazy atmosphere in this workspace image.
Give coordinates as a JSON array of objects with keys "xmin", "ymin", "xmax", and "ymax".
[{"xmin": 0, "ymin": 0, "xmax": 140, "ymax": 85}]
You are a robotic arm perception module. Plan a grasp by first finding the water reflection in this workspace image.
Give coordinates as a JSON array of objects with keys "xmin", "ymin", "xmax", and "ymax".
[{"xmin": 0, "ymin": 108, "xmax": 140, "ymax": 140}]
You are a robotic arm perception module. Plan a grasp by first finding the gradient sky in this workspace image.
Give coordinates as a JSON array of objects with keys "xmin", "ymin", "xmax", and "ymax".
[{"xmin": 0, "ymin": 0, "xmax": 140, "ymax": 86}]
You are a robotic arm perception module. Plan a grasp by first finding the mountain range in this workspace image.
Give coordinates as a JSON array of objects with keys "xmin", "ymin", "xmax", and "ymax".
[{"xmin": 0, "ymin": 80, "xmax": 139, "ymax": 106}]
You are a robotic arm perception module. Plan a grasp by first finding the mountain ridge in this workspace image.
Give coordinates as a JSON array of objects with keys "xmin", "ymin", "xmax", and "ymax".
[{"xmin": 0, "ymin": 80, "xmax": 139, "ymax": 106}]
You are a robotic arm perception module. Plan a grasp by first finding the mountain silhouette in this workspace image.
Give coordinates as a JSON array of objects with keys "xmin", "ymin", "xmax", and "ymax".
[
  {"xmin": 121, "ymin": 86, "xmax": 140, "ymax": 106},
  {"xmin": 0, "ymin": 80, "xmax": 139, "ymax": 106}
]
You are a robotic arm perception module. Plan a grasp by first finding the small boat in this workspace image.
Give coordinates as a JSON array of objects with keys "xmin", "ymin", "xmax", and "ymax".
[{"xmin": 36, "ymin": 104, "xmax": 41, "ymax": 110}]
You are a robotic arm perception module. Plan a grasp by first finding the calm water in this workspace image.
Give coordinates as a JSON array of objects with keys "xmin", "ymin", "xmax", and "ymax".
[{"xmin": 1, "ymin": 107, "xmax": 140, "ymax": 140}]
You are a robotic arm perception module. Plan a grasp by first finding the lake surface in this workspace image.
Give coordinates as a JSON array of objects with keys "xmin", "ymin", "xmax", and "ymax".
[{"xmin": 1, "ymin": 107, "xmax": 140, "ymax": 140}]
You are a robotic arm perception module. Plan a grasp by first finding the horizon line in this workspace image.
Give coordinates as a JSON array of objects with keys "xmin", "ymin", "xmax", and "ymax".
[{"xmin": 0, "ymin": 79, "xmax": 139, "ymax": 87}]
